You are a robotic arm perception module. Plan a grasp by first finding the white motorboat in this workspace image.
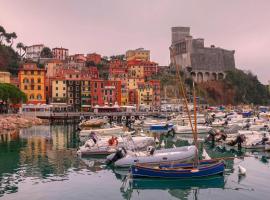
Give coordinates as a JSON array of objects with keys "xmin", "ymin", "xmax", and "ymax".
[
  {"xmin": 106, "ymin": 145, "xmax": 197, "ymax": 168},
  {"xmin": 77, "ymin": 134, "xmax": 155, "ymax": 156},
  {"xmin": 171, "ymin": 125, "xmax": 212, "ymax": 134},
  {"xmin": 79, "ymin": 124, "xmax": 124, "ymax": 142}
]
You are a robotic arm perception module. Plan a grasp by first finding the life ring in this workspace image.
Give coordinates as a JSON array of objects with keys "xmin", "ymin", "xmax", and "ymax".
[
  {"xmin": 122, "ymin": 116, "xmax": 126, "ymax": 121},
  {"xmin": 103, "ymin": 116, "xmax": 108, "ymax": 120},
  {"xmin": 113, "ymin": 116, "xmax": 118, "ymax": 121},
  {"xmin": 139, "ymin": 116, "xmax": 144, "ymax": 120},
  {"xmin": 130, "ymin": 116, "xmax": 135, "ymax": 120}
]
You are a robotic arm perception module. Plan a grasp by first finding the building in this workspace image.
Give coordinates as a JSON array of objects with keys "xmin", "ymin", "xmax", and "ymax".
[
  {"xmin": 52, "ymin": 47, "xmax": 69, "ymax": 60},
  {"xmin": 149, "ymin": 80, "xmax": 161, "ymax": 108},
  {"xmin": 25, "ymin": 44, "xmax": 45, "ymax": 61},
  {"xmin": 126, "ymin": 48, "xmax": 150, "ymax": 61},
  {"xmin": 127, "ymin": 60, "xmax": 145, "ymax": 79},
  {"xmin": 65, "ymin": 70, "xmax": 81, "ymax": 111},
  {"xmin": 10, "ymin": 77, "xmax": 19, "ymax": 88},
  {"xmin": 81, "ymin": 78, "xmax": 91, "ymax": 111},
  {"xmin": 18, "ymin": 63, "xmax": 46, "ymax": 104},
  {"xmin": 90, "ymin": 80, "xmax": 121, "ymax": 107},
  {"xmin": 0, "ymin": 71, "xmax": 11, "ymax": 83},
  {"xmin": 45, "ymin": 59, "xmax": 64, "ymax": 78},
  {"xmin": 51, "ymin": 78, "xmax": 66, "ymax": 103},
  {"xmin": 170, "ymin": 27, "xmax": 235, "ymax": 82},
  {"xmin": 86, "ymin": 53, "xmax": 101, "ymax": 65}
]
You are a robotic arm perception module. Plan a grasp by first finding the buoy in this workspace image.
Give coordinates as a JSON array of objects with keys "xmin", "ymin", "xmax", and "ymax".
[
  {"xmin": 113, "ymin": 116, "xmax": 117, "ymax": 121},
  {"xmin": 122, "ymin": 116, "xmax": 126, "ymax": 121},
  {"xmin": 103, "ymin": 116, "xmax": 108, "ymax": 120},
  {"xmin": 202, "ymin": 148, "xmax": 211, "ymax": 160},
  {"xmin": 90, "ymin": 116, "xmax": 94, "ymax": 120},
  {"xmin": 238, "ymin": 165, "xmax": 246, "ymax": 175},
  {"xmin": 130, "ymin": 116, "xmax": 135, "ymax": 120},
  {"xmin": 161, "ymin": 140, "xmax": 165, "ymax": 148},
  {"xmin": 139, "ymin": 116, "xmax": 144, "ymax": 120}
]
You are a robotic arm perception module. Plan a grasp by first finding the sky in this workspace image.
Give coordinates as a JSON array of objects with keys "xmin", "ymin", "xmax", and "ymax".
[{"xmin": 0, "ymin": 0, "xmax": 269, "ymax": 83}]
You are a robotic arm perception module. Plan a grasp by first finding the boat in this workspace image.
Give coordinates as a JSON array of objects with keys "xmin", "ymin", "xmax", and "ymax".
[
  {"xmin": 77, "ymin": 134, "xmax": 155, "ymax": 156},
  {"xmin": 79, "ymin": 124, "xmax": 124, "ymax": 141},
  {"xmin": 171, "ymin": 125, "xmax": 212, "ymax": 134},
  {"xmin": 131, "ymin": 159, "xmax": 225, "ymax": 178},
  {"xmin": 150, "ymin": 123, "xmax": 174, "ymax": 132},
  {"xmin": 106, "ymin": 145, "xmax": 197, "ymax": 168}
]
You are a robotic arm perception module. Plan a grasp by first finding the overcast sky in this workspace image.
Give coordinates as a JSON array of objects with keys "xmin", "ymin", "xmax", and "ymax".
[{"xmin": 1, "ymin": 0, "xmax": 269, "ymax": 83}]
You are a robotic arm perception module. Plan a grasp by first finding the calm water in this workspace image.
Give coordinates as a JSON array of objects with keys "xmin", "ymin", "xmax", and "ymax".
[{"xmin": 0, "ymin": 125, "xmax": 270, "ymax": 200}]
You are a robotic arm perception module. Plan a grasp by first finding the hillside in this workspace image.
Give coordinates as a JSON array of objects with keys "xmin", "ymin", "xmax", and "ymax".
[{"xmin": 0, "ymin": 45, "xmax": 20, "ymax": 75}]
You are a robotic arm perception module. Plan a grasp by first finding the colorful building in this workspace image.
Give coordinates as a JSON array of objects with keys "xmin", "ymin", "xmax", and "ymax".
[
  {"xmin": 51, "ymin": 78, "xmax": 66, "ymax": 103},
  {"xmin": 0, "ymin": 71, "xmax": 11, "ymax": 83},
  {"xmin": 149, "ymin": 80, "xmax": 161, "ymax": 108},
  {"xmin": 45, "ymin": 59, "xmax": 64, "ymax": 78},
  {"xmin": 19, "ymin": 63, "xmax": 46, "ymax": 104},
  {"xmin": 86, "ymin": 53, "xmax": 101, "ymax": 65},
  {"xmin": 81, "ymin": 79, "xmax": 91, "ymax": 111},
  {"xmin": 138, "ymin": 82, "xmax": 153, "ymax": 106},
  {"xmin": 127, "ymin": 60, "xmax": 144, "ymax": 79},
  {"xmin": 52, "ymin": 47, "xmax": 69, "ymax": 60},
  {"xmin": 126, "ymin": 48, "xmax": 150, "ymax": 61}
]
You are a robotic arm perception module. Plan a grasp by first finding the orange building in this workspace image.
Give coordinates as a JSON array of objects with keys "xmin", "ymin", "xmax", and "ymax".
[{"xmin": 19, "ymin": 63, "xmax": 46, "ymax": 104}]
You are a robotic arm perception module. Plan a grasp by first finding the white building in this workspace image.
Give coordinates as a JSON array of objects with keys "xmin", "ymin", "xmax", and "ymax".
[{"xmin": 25, "ymin": 44, "xmax": 45, "ymax": 60}]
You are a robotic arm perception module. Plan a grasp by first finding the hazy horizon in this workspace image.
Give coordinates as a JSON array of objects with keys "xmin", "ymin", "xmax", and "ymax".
[{"xmin": 1, "ymin": 0, "xmax": 269, "ymax": 83}]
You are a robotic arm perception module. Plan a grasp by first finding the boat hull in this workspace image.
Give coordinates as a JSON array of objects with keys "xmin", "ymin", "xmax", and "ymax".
[{"xmin": 131, "ymin": 161, "xmax": 225, "ymax": 179}]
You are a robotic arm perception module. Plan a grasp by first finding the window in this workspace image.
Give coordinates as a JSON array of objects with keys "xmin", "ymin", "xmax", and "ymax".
[
  {"xmin": 30, "ymin": 94, "xmax": 34, "ymax": 99},
  {"xmin": 31, "ymin": 85, "xmax": 34, "ymax": 90},
  {"xmin": 76, "ymin": 99, "xmax": 80, "ymax": 104},
  {"xmin": 37, "ymin": 71, "xmax": 41, "ymax": 75},
  {"xmin": 56, "ymin": 87, "xmax": 58, "ymax": 90},
  {"xmin": 31, "ymin": 71, "xmax": 34, "ymax": 75},
  {"xmin": 70, "ymin": 86, "xmax": 73, "ymax": 91},
  {"xmin": 101, "ymin": 83, "xmax": 104, "ymax": 88},
  {"xmin": 76, "ymin": 86, "xmax": 79, "ymax": 91},
  {"xmin": 63, "ymin": 93, "xmax": 66, "ymax": 97},
  {"xmin": 76, "ymin": 93, "xmax": 80, "ymax": 98},
  {"xmin": 37, "ymin": 94, "xmax": 42, "ymax": 100},
  {"xmin": 56, "ymin": 81, "xmax": 58, "ymax": 84},
  {"xmin": 110, "ymin": 90, "xmax": 112, "ymax": 95},
  {"xmin": 24, "ymin": 85, "xmax": 27, "ymax": 90},
  {"xmin": 23, "ymin": 78, "xmax": 29, "ymax": 83},
  {"xmin": 31, "ymin": 79, "xmax": 34, "ymax": 84},
  {"xmin": 94, "ymin": 82, "xmax": 97, "ymax": 88},
  {"xmin": 38, "ymin": 85, "xmax": 41, "ymax": 90},
  {"xmin": 76, "ymin": 75, "xmax": 79, "ymax": 78},
  {"xmin": 63, "ymin": 87, "xmax": 66, "ymax": 90},
  {"xmin": 56, "ymin": 93, "xmax": 58, "ymax": 97},
  {"xmin": 69, "ymin": 93, "xmax": 73, "ymax": 98},
  {"xmin": 69, "ymin": 99, "xmax": 73, "ymax": 104}
]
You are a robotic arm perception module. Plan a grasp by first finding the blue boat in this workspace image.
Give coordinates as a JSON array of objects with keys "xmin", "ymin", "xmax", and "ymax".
[
  {"xmin": 150, "ymin": 123, "xmax": 174, "ymax": 132},
  {"xmin": 131, "ymin": 160, "xmax": 225, "ymax": 179}
]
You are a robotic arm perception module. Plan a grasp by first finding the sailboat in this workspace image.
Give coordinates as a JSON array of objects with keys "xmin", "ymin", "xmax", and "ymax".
[{"xmin": 130, "ymin": 47, "xmax": 225, "ymax": 179}]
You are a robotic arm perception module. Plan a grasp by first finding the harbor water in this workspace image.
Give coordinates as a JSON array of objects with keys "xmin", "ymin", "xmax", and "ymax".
[{"xmin": 1, "ymin": 125, "xmax": 270, "ymax": 200}]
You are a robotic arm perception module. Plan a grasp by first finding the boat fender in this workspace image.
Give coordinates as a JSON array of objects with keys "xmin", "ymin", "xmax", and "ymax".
[
  {"xmin": 90, "ymin": 116, "xmax": 94, "ymax": 120},
  {"xmin": 113, "ymin": 116, "xmax": 118, "ymax": 121},
  {"xmin": 122, "ymin": 116, "xmax": 126, "ymax": 121},
  {"xmin": 139, "ymin": 116, "xmax": 144, "ymax": 120},
  {"xmin": 130, "ymin": 116, "xmax": 135, "ymax": 120},
  {"xmin": 103, "ymin": 116, "xmax": 108, "ymax": 120}
]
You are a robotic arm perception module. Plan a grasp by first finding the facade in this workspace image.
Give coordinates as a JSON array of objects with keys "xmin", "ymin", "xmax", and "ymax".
[
  {"xmin": 45, "ymin": 59, "xmax": 64, "ymax": 78},
  {"xmin": 127, "ymin": 60, "xmax": 145, "ymax": 79},
  {"xmin": 86, "ymin": 53, "xmax": 101, "ymax": 65},
  {"xmin": 52, "ymin": 47, "xmax": 69, "ymax": 60},
  {"xmin": 25, "ymin": 44, "xmax": 44, "ymax": 60},
  {"xmin": 149, "ymin": 80, "xmax": 161, "ymax": 108},
  {"xmin": 81, "ymin": 79, "xmax": 91, "ymax": 111},
  {"xmin": 126, "ymin": 48, "xmax": 150, "ymax": 61},
  {"xmin": 19, "ymin": 63, "xmax": 46, "ymax": 104},
  {"xmin": 0, "ymin": 71, "xmax": 11, "ymax": 83},
  {"xmin": 170, "ymin": 27, "xmax": 235, "ymax": 82},
  {"xmin": 90, "ymin": 80, "xmax": 121, "ymax": 107},
  {"xmin": 51, "ymin": 79, "xmax": 66, "ymax": 103}
]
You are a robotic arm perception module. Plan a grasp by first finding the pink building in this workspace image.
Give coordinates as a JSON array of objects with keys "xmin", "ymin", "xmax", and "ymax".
[{"xmin": 52, "ymin": 47, "xmax": 69, "ymax": 60}]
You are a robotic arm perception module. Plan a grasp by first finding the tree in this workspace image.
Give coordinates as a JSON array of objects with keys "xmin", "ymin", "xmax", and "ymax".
[
  {"xmin": 16, "ymin": 42, "xmax": 26, "ymax": 58},
  {"xmin": 40, "ymin": 47, "xmax": 53, "ymax": 58},
  {"xmin": 5, "ymin": 32, "xmax": 17, "ymax": 47},
  {"xmin": 0, "ymin": 83, "xmax": 27, "ymax": 104},
  {"xmin": 0, "ymin": 25, "xmax": 6, "ymax": 45}
]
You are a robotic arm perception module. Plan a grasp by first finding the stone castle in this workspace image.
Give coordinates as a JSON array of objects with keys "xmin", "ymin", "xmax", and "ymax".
[{"xmin": 170, "ymin": 27, "xmax": 235, "ymax": 82}]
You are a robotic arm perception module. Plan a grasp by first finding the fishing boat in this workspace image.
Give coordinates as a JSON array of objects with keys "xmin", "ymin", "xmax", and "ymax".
[
  {"xmin": 131, "ymin": 160, "xmax": 225, "ymax": 178},
  {"xmin": 106, "ymin": 145, "xmax": 197, "ymax": 168}
]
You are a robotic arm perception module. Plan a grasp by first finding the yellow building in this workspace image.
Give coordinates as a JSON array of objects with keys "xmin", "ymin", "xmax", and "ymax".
[
  {"xmin": 19, "ymin": 63, "xmax": 46, "ymax": 104},
  {"xmin": 81, "ymin": 79, "xmax": 91, "ymax": 111},
  {"xmin": 127, "ymin": 78, "xmax": 144, "ymax": 90},
  {"xmin": 51, "ymin": 78, "xmax": 66, "ymax": 103},
  {"xmin": 126, "ymin": 48, "xmax": 150, "ymax": 61},
  {"xmin": 0, "ymin": 71, "xmax": 11, "ymax": 83},
  {"xmin": 138, "ymin": 82, "xmax": 153, "ymax": 106}
]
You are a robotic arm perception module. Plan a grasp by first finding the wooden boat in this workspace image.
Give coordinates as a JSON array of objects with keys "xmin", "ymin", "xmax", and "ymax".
[{"xmin": 131, "ymin": 160, "xmax": 225, "ymax": 179}]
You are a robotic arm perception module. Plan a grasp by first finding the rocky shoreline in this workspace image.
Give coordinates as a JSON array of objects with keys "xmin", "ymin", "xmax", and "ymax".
[{"xmin": 0, "ymin": 114, "xmax": 49, "ymax": 131}]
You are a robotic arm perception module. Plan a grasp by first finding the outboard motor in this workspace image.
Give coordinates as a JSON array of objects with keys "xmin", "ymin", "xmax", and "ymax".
[
  {"xmin": 147, "ymin": 146, "xmax": 155, "ymax": 155},
  {"xmin": 106, "ymin": 147, "xmax": 127, "ymax": 165}
]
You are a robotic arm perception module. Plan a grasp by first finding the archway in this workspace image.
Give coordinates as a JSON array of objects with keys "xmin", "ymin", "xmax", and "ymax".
[
  {"xmin": 197, "ymin": 72, "xmax": 203, "ymax": 83},
  {"xmin": 211, "ymin": 72, "xmax": 217, "ymax": 81},
  {"xmin": 218, "ymin": 73, "xmax": 224, "ymax": 80},
  {"xmin": 204, "ymin": 72, "xmax": 210, "ymax": 81}
]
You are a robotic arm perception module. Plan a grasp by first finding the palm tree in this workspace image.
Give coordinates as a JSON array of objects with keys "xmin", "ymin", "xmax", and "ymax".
[
  {"xmin": 5, "ymin": 32, "xmax": 17, "ymax": 47},
  {"xmin": 16, "ymin": 42, "xmax": 26, "ymax": 59}
]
